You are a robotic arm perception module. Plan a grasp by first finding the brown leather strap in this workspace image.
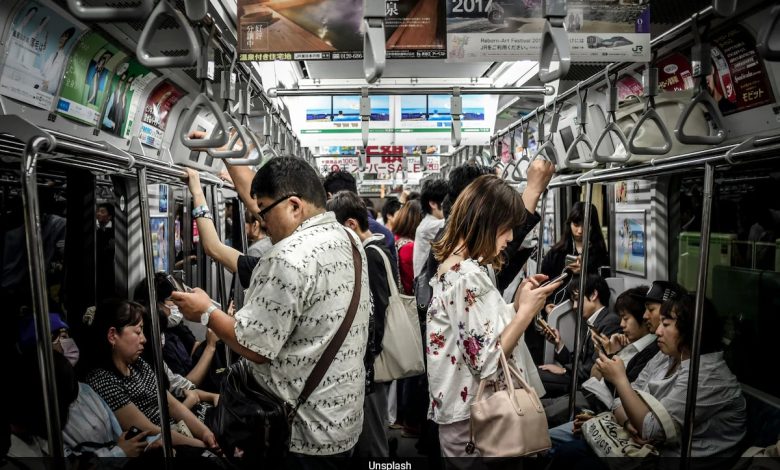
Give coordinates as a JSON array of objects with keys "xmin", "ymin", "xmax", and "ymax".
[{"xmin": 295, "ymin": 228, "xmax": 362, "ymax": 410}]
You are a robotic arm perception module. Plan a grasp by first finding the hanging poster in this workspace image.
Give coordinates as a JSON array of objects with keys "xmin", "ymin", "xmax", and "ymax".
[
  {"xmin": 56, "ymin": 32, "xmax": 128, "ymax": 126},
  {"xmin": 615, "ymin": 210, "xmax": 647, "ymax": 277},
  {"xmin": 99, "ymin": 59, "xmax": 156, "ymax": 138},
  {"xmin": 655, "ymin": 25, "xmax": 775, "ymax": 115},
  {"xmin": 292, "ymin": 95, "xmax": 394, "ymax": 146},
  {"xmin": 0, "ymin": 3, "xmax": 84, "ymax": 110},
  {"xmin": 394, "ymin": 94, "xmax": 498, "ymax": 145},
  {"xmin": 237, "ymin": 0, "xmax": 446, "ymax": 61},
  {"xmin": 139, "ymin": 81, "xmax": 186, "ymax": 149},
  {"xmin": 316, "ymin": 156, "xmax": 361, "ymax": 174},
  {"xmin": 446, "ymin": 1, "xmax": 649, "ymax": 63}
]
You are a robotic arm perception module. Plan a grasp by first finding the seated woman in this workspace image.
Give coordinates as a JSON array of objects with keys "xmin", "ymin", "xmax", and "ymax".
[
  {"xmin": 427, "ymin": 174, "xmax": 561, "ymax": 457},
  {"xmin": 83, "ymin": 298, "xmax": 220, "ymax": 451},
  {"xmin": 550, "ymin": 294, "xmax": 746, "ymax": 464},
  {"xmin": 16, "ymin": 313, "xmax": 152, "ymax": 457}
]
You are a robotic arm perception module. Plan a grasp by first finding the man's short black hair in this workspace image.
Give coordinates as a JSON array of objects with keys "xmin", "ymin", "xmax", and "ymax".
[
  {"xmin": 97, "ymin": 202, "xmax": 114, "ymax": 218},
  {"xmin": 420, "ymin": 179, "xmax": 448, "ymax": 215},
  {"xmin": 323, "ymin": 170, "xmax": 357, "ymax": 195},
  {"xmin": 250, "ymin": 156, "xmax": 327, "ymax": 208},
  {"xmin": 327, "ymin": 190, "xmax": 369, "ymax": 231},
  {"xmin": 444, "ymin": 163, "xmax": 494, "ymax": 218},
  {"xmin": 568, "ymin": 273, "xmax": 611, "ymax": 307},
  {"xmin": 381, "ymin": 197, "xmax": 402, "ymax": 221}
]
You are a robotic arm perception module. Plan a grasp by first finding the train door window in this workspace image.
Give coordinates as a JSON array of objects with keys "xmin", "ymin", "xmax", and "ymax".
[{"xmin": 673, "ymin": 164, "xmax": 780, "ymax": 396}]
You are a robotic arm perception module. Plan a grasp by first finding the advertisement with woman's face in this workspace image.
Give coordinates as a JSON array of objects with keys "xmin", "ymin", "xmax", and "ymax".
[{"xmin": 0, "ymin": 2, "xmax": 83, "ymax": 110}]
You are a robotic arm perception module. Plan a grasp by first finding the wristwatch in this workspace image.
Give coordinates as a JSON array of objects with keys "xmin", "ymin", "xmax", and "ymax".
[
  {"xmin": 201, "ymin": 304, "xmax": 217, "ymax": 326},
  {"xmin": 192, "ymin": 204, "xmax": 212, "ymax": 220}
]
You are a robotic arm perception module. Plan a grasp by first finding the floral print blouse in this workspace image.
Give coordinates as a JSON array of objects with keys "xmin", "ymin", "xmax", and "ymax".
[{"xmin": 426, "ymin": 258, "xmax": 543, "ymax": 424}]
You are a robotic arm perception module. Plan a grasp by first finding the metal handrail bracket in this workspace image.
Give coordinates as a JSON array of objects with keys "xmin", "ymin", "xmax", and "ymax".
[
  {"xmin": 67, "ymin": 0, "xmax": 154, "ymax": 21},
  {"xmin": 137, "ymin": 0, "xmax": 200, "ymax": 68},
  {"xmin": 180, "ymin": 26, "xmax": 230, "ymax": 149},
  {"xmin": 363, "ymin": 0, "xmax": 386, "ymax": 84},
  {"xmin": 757, "ymin": 5, "xmax": 780, "ymax": 61},
  {"xmin": 184, "ymin": 0, "xmax": 209, "ymax": 22},
  {"xmin": 361, "ymin": 88, "xmax": 371, "ymax": 147},
  {"xmin": 538, "ymin": 0, "xmax": 571, "ymax": 83},
  {"xmin": 628, "ymin": 67, "xmax": 673, "ymax": 155},
  {"xmin": 713, "ymin": 0, "xmax": 737, "ymax": 17},
  {"xmin": 675, "ymin": 22, "xmax": 727, "ymax": 145},
  {"xmin": 451, "ymin": 88, "xmax": 463, "ymax": 147},
  {"xmin": 592, "ymin": 69, "xmax": 631, "ymax": 164}
]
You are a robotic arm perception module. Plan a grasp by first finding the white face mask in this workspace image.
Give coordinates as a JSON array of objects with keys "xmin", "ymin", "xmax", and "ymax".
[
  {"xmin": 167, "ymin": 306, "xmax": 183, "ymax": 328},
  {"xmin": 57, "ymin": 337, "xmax": 80, "ymax": 366}
]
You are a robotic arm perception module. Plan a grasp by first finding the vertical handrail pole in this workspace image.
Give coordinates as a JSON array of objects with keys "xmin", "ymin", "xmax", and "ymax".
[
  {"xmin": 568, "ymin": 182, "xmax": 593, "ymax": 420},
  {"xmin": 536, "ymin": 190, "xmax": 549, "ymax": 274},
  {"xmin": 136, "ymin": 167, "xmax": 174, "ymax": 460},
  {"xmin": 209, "ymin": 186, "xmax": 231, "ymax": 365},
  {"xmin": 183, "ymin": 190, "xmax": 193, "ymax": 286},
  {"xmin": 21, "ymin": 141, "xmax": 65, "ymax": 460},
  {"xmin": 681, "ymin": 162, "xmax": 715, "ymax": 461}
]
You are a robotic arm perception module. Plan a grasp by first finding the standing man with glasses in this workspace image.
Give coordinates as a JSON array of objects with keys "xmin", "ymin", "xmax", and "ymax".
[{"xmin": 173, "ymin": 156, "xmax": 371, "ymax": 464}]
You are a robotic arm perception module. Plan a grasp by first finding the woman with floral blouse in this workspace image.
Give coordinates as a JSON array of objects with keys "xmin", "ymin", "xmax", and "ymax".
[{"xmin": 427, "ymin": 174, "xmax": 562, "ymax": 457}]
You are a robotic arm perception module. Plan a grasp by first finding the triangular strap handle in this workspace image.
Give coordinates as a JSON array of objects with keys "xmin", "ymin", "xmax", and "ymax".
[
  {"xmin": 757, "ymin": 5, "xmax": 780, "ymax": 61},
  {"xmin": 532, "ymin": 139, "xmax": 558, "ymax": 165},
  {"xmin": 538, "ymin": 20, "xmax": 571, "ymax": 83},
  {"xmin": 208, "ymin": 114, "xmax": 249, "ymax": 159},
  {"xmin": 179, "ymin": 94, "xmax": 230, "ymax": 149},
  {"xmin": 592, "ymin": 122, "xmax": 631, "ymax": 164},
  {"xmin": 566, "ymin": 132, "xmax": 598, "ymax": 169},
  {"xmin": 137, "ymin": 0, "xmax": 200, "ymax": 68},
  {"xmin": 674, "ymin": 88, "xmax": 727, "ymax": 145},
  {"xmin": 628, "ymin": 107, "xmax": 673, "ymax": 155},
  {"xmin": 67, "ymin": 0, "xmax": 153, "ymax": 21},
  {"xmin": 221, "ymin": 126, "xmax": 265, "ymax": 166}
]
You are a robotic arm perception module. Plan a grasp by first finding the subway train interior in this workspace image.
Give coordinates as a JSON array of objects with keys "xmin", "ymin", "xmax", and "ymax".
[{"xmin": 1, "ymin": 0, "xmax": 780, "ymax": 465}]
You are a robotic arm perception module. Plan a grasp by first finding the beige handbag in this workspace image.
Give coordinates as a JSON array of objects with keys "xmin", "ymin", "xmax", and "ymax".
[
  {"xmin": 368, "ymin": 245, "xmax": 425, "ymax": 382},
  {"xmin": 467, "ymin": 349, "xmax": 551, "ymax": 457}
]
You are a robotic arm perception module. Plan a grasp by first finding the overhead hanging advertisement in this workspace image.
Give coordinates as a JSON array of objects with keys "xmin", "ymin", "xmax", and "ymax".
[
  {"xmin": 236, "ymin": 0, "xmax": 446, "ymax": 61},
  {"xmin": 654, "ymin": 24, "xmax": 775, "ymax": 116},
  {"xmin": 394, "ymin": 93, "xmax": 498, "ymax": 145},
  {"xmin": 289, "ymin": 94, "xmax": 498, "ymax": 146},
  {"xmin": 0, "ymin": 2, "xmax": 85, "ymax": 110},
  {"xmin": 289, "ymin": 95, "xmax": 394, "ymax": 146},
  {"xmin": 139, "ymin": 81, "xmax": 186, "ymax": 149},
  {"xmin": 316, "ymin": 156, "xmax": 361, "ymax": 174},
  {"xmin": 446, "ymin": 0, "xmax": 649, "ymax": 63},
  {"xmin": 99, "ymin": 59, "xmax": 156, "ymax": 138},
  {"xmin": 57, "ymin": 32, "xmax": 128, "ymax": 126}
]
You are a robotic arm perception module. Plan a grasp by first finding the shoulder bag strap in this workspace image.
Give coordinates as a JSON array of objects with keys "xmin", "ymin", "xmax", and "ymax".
[
  {"xmin": 367, "ymin": 244, "xmax": 399, "ymax": 298},
  {"xmin": 295, "ymin": 228, "xmax": 363, "ymax": 410}
]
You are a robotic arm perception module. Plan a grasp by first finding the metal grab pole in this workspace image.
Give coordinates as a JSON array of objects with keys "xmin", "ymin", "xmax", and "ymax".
[
  {"xmin": 136, "ymin": 167, "xmax": 174, "ymax": 460},
  {"xmin": 568, "ymin": 183, "xmax": 593, "ymax": 420},
  {"xmin": 536, "ymin": 189, "xmax": 549, "ymax": 274},
  {"xmin": 183, "ymin": 190, "xmax": 193, "ymax": 287},
  {"xmin": 210, "ymin": 186, "xmax": 231, "ymax": 365},
  {"xmin": 681, "ymin": 162, "xmax": 715, "ymax": 461},
  {"xmin": 21, "ymin": 141, "xmax": 65, "ymax": 460}
]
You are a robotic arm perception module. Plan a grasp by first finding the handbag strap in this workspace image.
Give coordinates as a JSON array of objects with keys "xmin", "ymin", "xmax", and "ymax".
[
  {"xmin": 367, "ymin": 244, "xmax": 399, "ymax": 298},
  {"xmin": 294, "ymin": 228, "xmax": 363, "ymax": 411},
  {"xmin": 636, "ymin": 390, "xmax": 678, "ymax": 442}
]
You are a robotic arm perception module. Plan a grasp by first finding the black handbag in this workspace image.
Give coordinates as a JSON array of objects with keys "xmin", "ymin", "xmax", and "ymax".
[{"xmin": 208, "ymin": 229, "xmax": 363, "ymax": 461}]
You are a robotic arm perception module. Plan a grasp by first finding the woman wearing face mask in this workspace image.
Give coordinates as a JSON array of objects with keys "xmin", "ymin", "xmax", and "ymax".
[{"xmin": 16, "ymin": 313, "xmax": 154, "ymax": 457}]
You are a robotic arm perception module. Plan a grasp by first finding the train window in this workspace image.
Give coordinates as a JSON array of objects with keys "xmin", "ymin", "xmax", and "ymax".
[{"xmin": 674, "ymin": 165, "xmax": 780, "ymax": 397}]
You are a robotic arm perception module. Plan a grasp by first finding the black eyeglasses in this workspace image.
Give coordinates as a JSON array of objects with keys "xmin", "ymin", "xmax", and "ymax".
[{"xmin": 257, "ymin": 194, "xmax": 299, "ymax": 221}]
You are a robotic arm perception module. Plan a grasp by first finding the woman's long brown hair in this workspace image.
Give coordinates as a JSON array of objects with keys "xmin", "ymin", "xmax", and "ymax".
[{"xmin": 432, "ymin": 175, "xmax": 526, "ymax": 272}]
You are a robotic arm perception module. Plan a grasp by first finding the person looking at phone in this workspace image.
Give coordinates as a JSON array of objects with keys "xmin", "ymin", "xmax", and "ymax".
[
  {"xmin": 537, "ymin": 274, "xmax": 620, "ymax": 400},
  {"xmin": 426, "ymin": 175, "xmax": 561, "ymax": 457},
  {"xmin": 540, "ymin": 202, "xmax": 609, "ymax": 311}
]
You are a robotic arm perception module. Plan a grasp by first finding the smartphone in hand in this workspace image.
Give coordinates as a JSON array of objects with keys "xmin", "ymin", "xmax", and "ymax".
[
  {"xmin": 125, "ymin": 426, "xmax": 143, "ymax": 440},
  {"xmin": 540, "ymin": 271, "xmax": 570, "ymax": 288}
]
